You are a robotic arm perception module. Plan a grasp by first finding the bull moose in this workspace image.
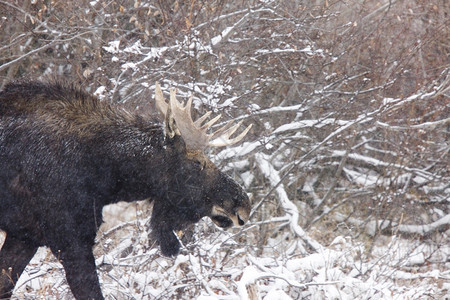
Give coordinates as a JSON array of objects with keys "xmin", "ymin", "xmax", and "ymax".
[{"xmin": 0, "ymin": 81, "xmax": 252, "ymax": 299}]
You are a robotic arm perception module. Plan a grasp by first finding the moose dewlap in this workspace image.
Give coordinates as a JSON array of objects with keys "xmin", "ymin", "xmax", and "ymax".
[{"xmin": 0, "ymin": 81, "xmax": 251, "ymax": 300}]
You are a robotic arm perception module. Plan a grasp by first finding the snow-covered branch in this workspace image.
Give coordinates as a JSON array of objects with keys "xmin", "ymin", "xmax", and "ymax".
[
  {"xmin": 255, "ymin": 153, "xmax": 323, "ymax": 253},
  {"xmin": 376, "ymin": 117, "xmax": 450, "ymax": 130}
]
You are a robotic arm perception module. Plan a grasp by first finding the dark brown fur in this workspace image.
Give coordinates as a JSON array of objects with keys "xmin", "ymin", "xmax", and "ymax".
[{"xmin": 0, "ymin": 81, "xmax": 251, "ymax": 299}]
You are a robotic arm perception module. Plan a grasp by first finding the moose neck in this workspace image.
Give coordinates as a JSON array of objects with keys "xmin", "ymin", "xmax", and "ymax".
[{"xmin": 89, "ymin": 119, "xmax": 169, "ymax": 206}]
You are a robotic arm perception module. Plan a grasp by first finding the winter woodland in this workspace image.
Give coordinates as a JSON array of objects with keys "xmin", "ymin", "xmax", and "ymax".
[{"xmin": 0, "ymin": 0, "xmax": 449, "ymax": 299}]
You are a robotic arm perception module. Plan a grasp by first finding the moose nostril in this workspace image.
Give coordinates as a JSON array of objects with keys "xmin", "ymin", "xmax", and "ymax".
[{"xmin": 237, "ymin": 214, "xmax": 245, "ymax": 226}]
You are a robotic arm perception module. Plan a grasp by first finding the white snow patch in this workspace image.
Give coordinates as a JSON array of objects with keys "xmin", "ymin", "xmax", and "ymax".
[{"xmin": 103, "ymin": 40, "xmax": 120, "ymax": 53}]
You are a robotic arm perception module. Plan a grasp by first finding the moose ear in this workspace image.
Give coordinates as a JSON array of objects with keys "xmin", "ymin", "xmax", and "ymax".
[
  {"xmin": 164, "ymin": 108, "xmax": 187, "ymax": 153},
  {"xmin": 164, "ymin": 105, "xmax": 181, "ymax": 139}
]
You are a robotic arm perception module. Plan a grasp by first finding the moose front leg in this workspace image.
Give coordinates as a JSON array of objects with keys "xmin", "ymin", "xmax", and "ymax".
[
  {"xmin": 51, "ymin": 245, "xmax": 104, "ymax": 300},
  {"xmin": 150, "ymin": 201, "xmax": 182, "ymax": 257},
  {"xmin": 0, "ymin": 234, "xmax": 39, "ymax": 298},
  {"xmin": 153, "ymin": 226, "xmax": 181, "ymax": 257}
]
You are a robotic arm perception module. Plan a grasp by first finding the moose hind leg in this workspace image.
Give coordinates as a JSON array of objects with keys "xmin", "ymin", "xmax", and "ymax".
[
  {"xmin": 52, "ymin": 246, "xmax": 104, "ymax": 300},
  {"xmin": 0, "ymin": 234, "xmax": 39, "ymax": 299}
]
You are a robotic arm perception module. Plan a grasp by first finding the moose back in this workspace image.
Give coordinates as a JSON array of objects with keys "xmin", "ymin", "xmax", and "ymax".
[{"xmin": 0, "ymin": 81, "xmax": 251, "ymax": 299}]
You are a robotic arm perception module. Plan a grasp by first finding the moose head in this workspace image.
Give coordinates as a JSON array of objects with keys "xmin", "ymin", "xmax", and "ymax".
[{"xmin": 150, "ymin": 83, "xmax": 252, "ymax": 256}]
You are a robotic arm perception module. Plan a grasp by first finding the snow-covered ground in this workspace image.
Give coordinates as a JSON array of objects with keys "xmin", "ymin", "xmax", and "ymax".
[{"xmin": 7, "ymin": 203, "xmax": 449, "ymax": 299}]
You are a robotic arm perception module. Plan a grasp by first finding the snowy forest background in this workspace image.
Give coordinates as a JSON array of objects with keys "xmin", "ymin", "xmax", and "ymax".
[{"xmin": 0, "ymin": 0, "xmax": 449, "ymax": 299}]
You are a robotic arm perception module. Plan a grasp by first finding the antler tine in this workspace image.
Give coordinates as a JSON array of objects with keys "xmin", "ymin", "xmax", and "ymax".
[
  {"xmin": 193, "ymin": 111, "xmax": 212, "ymax": 127},
  {"xmin": 209, "ymin": 120, "xmax": 236, "ymax": 140},
  {"xmin": 200, "ymin": 114, "xmax": 222, "ymax": 130},
  {"xmin": 209, "ymin": 121, "xmax": 253, "ymax": 147},
  {"xmin": 170, "ymin": 88, "xmax": 192, "ymax": 117}
]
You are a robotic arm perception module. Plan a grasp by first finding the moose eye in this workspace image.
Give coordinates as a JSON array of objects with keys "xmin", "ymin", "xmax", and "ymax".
[{"xmin": 195, "ymin": 160, "xmax": 206, "ymax": 170}]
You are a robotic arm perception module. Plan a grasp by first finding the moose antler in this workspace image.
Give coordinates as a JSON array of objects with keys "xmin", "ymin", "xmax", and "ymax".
[{"xmin": 155, "ymin": 82, "xmax": 252, "ymax": 151}]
